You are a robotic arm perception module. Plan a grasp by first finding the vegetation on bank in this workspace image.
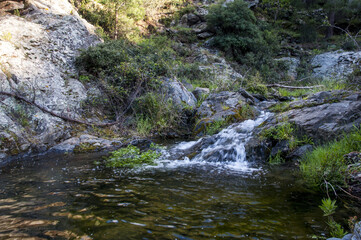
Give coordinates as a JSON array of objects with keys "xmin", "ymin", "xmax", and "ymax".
[
  {"xmin": 76, "ymin": 36, "xmax": 201, "ymax": 135},
  {"xmin": 319, "ymin": 198, "xmax": 348, "ymax": 238},
  {"xmin": 300, "ymin": 126, "xmax": 361, "ymax": 191}
]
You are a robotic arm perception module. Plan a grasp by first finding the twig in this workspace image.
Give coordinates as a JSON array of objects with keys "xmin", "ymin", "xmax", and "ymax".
[
  {"xmin": 266, "ymin": 83, "xmax": 324, "ymax": 89},
  {"xmin": 338, "ymin": 186, "xmax": 361, "ymax": 201}
]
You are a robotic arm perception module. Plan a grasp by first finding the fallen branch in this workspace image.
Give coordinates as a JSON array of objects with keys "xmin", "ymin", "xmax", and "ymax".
[
  {"xmin": 266, "ymin": 83, "xmax": 324, "ymax": 90},
  {"xmin": 0, "ymin": 91, "xmax": 120, "ymax": 127}
]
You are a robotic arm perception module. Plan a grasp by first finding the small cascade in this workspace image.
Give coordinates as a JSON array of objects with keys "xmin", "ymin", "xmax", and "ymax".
[{"xmin": 158, "ymin": 111, "xmax": 271, "ymax": 171}]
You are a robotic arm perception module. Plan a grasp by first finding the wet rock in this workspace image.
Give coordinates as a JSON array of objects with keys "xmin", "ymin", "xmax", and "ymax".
[
  {"xmin": 239, "ymin": 87, "xmax": 256, "ymax": 104},
  {"xmin": 286, "ymin": 144, "xmax": 313, "ymax": 161},
  {"xmin": 128, "ymin": 139, "xmax": 153, "ymax": 150},
  {"xmin": 311, "ymin": 50, "xmax": 361, "ymax": 79},
  {"xmin": 162, "ymin": 78, "xmax": 197, "ymax": 109},
  {"xmin": 270, "ymin": 140, "xmax": 289, "ymax": 157},
  {"xmin": 352, "ymin": 221, "xmax": 361, "ymax": 240},
  {"xmin": 343, "ymin": 234, "xmax": 353, "ymax": 240},
  {"xmin": 194, "ymin": 91, "xmax": 259, "ymax": 136}
]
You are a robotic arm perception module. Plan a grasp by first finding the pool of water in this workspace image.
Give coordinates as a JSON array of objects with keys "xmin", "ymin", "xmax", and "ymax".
[{"xmin": 0, "ymin": 152, "xmax": 353, "ymax": 240}]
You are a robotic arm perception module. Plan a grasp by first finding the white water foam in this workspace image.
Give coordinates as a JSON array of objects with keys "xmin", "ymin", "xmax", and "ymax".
[{"xmin": 154, "ymin": 111, "xmax": 271, "ymax": 172}]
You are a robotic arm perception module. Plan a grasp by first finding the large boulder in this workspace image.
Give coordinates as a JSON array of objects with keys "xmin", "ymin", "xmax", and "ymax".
[
  {"xmin": 280, "ymin": 91, "xmax": 361, "ymax": 143},
  {"xmin": 161, "ymin": 78, "xmax": 197, "ymax": 109},
  {"xmin": 0, "ymin": 0, "xmax": 101, "ymax": 162},
  {"xmin": 311, "ymin": 50, "xmax": 361, "ymax": 79}
]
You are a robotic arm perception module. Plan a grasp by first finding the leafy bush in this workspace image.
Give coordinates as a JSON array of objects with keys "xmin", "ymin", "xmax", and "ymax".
[
  {"xmin": 76, "ymin": 37, "xmax": 177, "ymax": 118},
  {"xmin": 134, "ymin": 92, "xmax": 184, "ymax": 134},
  {"xmin": 106, "ymin": 144, "xmax": 161, "ymax": 168},
  {"xmin": 207, "ymin": 0, "xmax": 262, "ymax": 58},
  {"xmin": 300, "ymin": 127, "xmax": 361, "ymax": 190},
  {"xmin": 206, "ymin": 0, "xmax": 280, "ymax": 77}
]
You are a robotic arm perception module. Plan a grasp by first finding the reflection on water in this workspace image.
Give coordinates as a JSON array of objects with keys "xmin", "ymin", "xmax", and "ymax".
[{"xmin": 0, "ymin": 152, "xmax": 350, "ymax": 240}]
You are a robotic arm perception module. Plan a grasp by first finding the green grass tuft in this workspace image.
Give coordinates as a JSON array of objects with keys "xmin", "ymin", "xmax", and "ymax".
[{"xmin": 300, "ymin": 126, "xmax": 361, "ymax": 190}]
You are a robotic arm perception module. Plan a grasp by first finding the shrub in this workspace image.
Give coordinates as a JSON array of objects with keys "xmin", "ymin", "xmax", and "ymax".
[
  {"xmin": 134, "ymin": 92, "xmax": 184, "ymax": 134},
  {"xmin": 300, "ymin": 127, "xmax": 361, "ymax": 190},
  {"xmin": 207, "ymin": 0, "xmax": 263, "ymax": 59},
  {"xmin": 76, "ymin": 37, "xmax": 177, "ymax": 119},
  {"xmin": 106, "ymin": 144, "xmax": 161, "ymax": 168},
  {"xmin": 206, "ymin": 0, "xmax": 280, "ymax": 76}
]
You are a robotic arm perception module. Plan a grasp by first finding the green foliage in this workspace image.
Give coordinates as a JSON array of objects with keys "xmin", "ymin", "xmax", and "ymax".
[
  {"xmin": 328, "ymin": 220, "xmax": 348, "ymax": 238},
  {"xmin": 206, "ymin": 0, "xmax": 279, "ymax": 71},
  {"xmin": 106, "ymin": 144, "xmax": 161, "ymax": 168},
  {"xmin": 319, "ymin": 198, "xmax": 337, "ymax": 217},
  {"xmin": 300, "ymin": 126, "xmax": 361, "ymax": 190},
  {"xmin": 136, "ymin": 116, "xmax": 152, "ymax": 136},
  {"xmin": 134, "ymin": 92, "xmax": 184, "ymax": 134},
  {"xmin": 73, "ymin": 0, "xmax": 188, "ymax": 39},
  {"xmin": 244, "ymin": 73, "xmax": 268, "ymax": 95},
  {"xmin": 76, "ymin": 37, "xmax": 177, "ymax": 118},
  {"xmin": 205, "ymin": 120, "xmax": 227, "ymax": 135},
  {"xmin": 170, "ymin": 26, "xmax": 197, "ymax": 43},
  {"xmin": 319, "ymin": 198, "xmax": 348, "ymax": 238},
  {"xmin": 262, "ymin": 122, "xmax": 294, "ymax": 141},
  {"xmin": 207, "ymin": 0, "xmax": 261, "ymax": 57},
  {"xmin": 269, "ymin": 151, "xmax": 285, "ymax": 165}
]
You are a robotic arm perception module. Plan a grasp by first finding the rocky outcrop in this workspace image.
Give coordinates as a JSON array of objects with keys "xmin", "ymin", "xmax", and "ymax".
[
  {"xmin": 246, "ymin": 90, "xmax": 361, "ymax": 162},
  {"xmin": 194, "ymin": 90, "xmax": 257, "ymax": 136},
  {"xmin": 311, "ymin": 50, "xmax": 361, "ymax": 79},
  {"xmin": 0, "ymin": 0, "xmax": 101, "ymax": 161},
  {"xmin": 161, "ymin": 78, "xmax": 197, "ymax": 109},
  {"xmin": 178, "ymin": 7, "xmax": 214, "ymax": 39},
  {"xmin": 279, "ymin": 90, "xmax": 361, "ymax": 143}
]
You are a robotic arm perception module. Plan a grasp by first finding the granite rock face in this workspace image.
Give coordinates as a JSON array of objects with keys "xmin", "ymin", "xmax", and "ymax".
[
  {"xmin": 0, "ymin": 0, "xmax": 101, "ymax": 161},
  {"xmin": 311, "ymin": 50, "xmax": 361, "ymax": 79}
]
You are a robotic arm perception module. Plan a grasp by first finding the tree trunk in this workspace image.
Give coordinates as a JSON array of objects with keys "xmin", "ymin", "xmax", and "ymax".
[
  {"xmin": 326, "ymin": 10, "xmax": 336, "ymax": 39},
  {"xmin": 114, "ymin": 4, "xmax": 119, "ymax": 40}
]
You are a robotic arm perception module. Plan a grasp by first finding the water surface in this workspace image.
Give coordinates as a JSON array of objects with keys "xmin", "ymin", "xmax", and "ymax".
[{"xmin": 0, "ymin": 152, "xmax": 346, "ymax": 240}]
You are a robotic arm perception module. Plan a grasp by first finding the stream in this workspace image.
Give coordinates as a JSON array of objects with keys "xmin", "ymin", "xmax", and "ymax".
[{"xmin": 0, "ymin": 111, "xmax": 354, "ymax": 239}]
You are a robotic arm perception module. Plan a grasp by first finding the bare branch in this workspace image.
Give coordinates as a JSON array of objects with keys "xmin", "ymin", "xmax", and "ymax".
[
  {"xmin": 266, "ymin": 83, "xmax": 324, "ymax": 89},
  {"xmin": 0, "ymin": 91, "xmax": 122, "ymax": 127}
]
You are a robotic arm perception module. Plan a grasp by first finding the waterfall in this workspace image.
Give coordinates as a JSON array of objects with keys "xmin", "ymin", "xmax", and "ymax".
[{"xmin": 157, "ymin": 111, "xmax": 271, "ymax": 171}]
